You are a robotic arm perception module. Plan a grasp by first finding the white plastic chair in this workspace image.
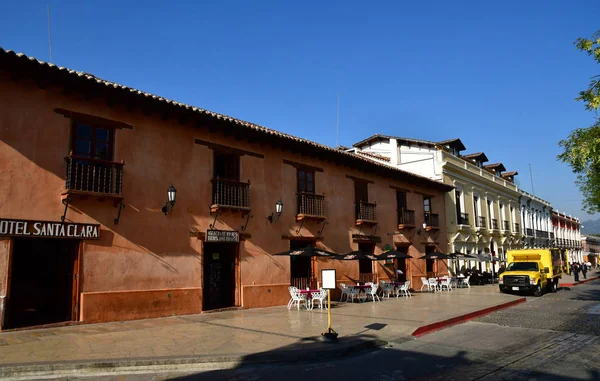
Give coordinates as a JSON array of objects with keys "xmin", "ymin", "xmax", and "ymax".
[
  {"xmin": 364, "ymin": 284, "xmax": 380, "ymax": 302},
  {"xmin": 311, "ymin": 289, "xmax": 328, "ymax": 310},
  {"xmin": 428, "ymin": 278, "xmax": 439, "ymax": 292},
  {"xmin": 339, "ymin": 284, "xmax": 350, "ymax": 302},
  {"xmin": 381, "ymin": 282, "xmax": 396, "ymax": 298},
  {"xmin": 287, "ymin": 286, "xmax": 296, "ymax": 309},
  {"xmin": 420, "ymin": 277, "xmax": 432, "ymax": 291},
  {"xmin": 346, "ymin": 286, "xmax": 360, "ymax": 303},
  {"xmin": 399, "ymin": 281, "xmax": 412, "ymax": 297},
  {"xmin": 463, "ymin": 275, "xmax": 471, "ymax": 288},
  {"xmin": 288, "ymin": 287, "xmax": 308, "ymax": 310}
]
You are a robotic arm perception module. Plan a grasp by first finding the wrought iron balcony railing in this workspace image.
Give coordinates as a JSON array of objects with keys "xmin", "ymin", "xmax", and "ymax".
[
  {"xmin": 297, "ymin": 192, "xmax": 326, "ymax": 218},
  {"xmin": 477, "ymin": 216, "xmax": 487, "ymax": 228},
  {"xmin": 212, "ymin": 178, "xmax": 250, "ymax": 210},
  {"xmin": 425, "ymin": 212, "xmax": 440, "ymax": 228},
  {"xmin": 458, "ymin": 212, "xmax": 470, "ymax": 225},
  {"xmin": 357, "ymin": 201, "xmax": 377, "ymax": 222},
  {"xmin": 398, "ymin": 209, "xmax": 415, "ymax": 226},
  {"xmin": 65, "ymin": 154, "xmax": 124, "ymax": 197}
]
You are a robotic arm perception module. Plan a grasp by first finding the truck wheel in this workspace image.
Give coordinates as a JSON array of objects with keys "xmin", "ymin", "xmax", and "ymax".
[
  {"xmin": 550, "ymin": 280, "xmax": 558, "ymax": 293},
  {"xmin": 533, "ymin": 283, "xmax": 543, "ymax": 297}
]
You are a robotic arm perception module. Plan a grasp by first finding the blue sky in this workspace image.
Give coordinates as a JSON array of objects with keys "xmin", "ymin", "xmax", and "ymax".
[{"xmin": 1, "ymin": 0, "xmax": 599, "ymax": 220}]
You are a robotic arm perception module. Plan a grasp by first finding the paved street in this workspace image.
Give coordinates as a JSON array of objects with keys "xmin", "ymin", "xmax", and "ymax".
[{"xmin": 61, "ymin": 279, "xmax": 600, "ymax": 381}]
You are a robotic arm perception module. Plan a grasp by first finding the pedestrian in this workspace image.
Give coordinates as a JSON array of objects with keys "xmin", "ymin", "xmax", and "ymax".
[
  {"xmin": 582, "ymin": 263, "xmax": 587, "ymax": 279},
  {"xmin": 572, "ymin": 263, "xmax": 580, "ymax": 282}
]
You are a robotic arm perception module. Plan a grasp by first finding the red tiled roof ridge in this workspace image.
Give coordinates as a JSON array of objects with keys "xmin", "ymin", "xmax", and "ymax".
[{"xmin": 0, "ymin": 47, "xmax": 453, "ymax": 191}]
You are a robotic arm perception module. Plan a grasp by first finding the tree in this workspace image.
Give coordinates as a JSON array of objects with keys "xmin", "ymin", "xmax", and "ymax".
[{"xmin": 558, "ymin": 31, "xmax": 600, "ymax": 213}]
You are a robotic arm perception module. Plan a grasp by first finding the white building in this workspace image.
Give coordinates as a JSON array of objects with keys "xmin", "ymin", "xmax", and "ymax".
[
  {"xmin": 349, "ymin": 135, "xmax": 523, "ymax": 274},
  {"xmin": 519, "ymin": 190, "xmax": 553, "ymax": 248}
]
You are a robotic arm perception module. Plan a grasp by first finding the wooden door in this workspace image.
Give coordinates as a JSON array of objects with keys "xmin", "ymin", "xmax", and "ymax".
[{"xmin": 203, "ymin": 244, "xmax": 237, "ymax": 310}]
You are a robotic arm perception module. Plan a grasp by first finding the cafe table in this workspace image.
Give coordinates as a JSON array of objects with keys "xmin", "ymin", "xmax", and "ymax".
[{"xmin": 299, "ymin": 289, "xmax": 321, "ymax": 310}]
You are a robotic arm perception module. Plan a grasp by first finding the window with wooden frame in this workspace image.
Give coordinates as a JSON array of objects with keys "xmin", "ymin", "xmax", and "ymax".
[
  {"xmin": 297, "ymin": 168, "xmax": 315, "ymax": 194},
  {"xmin": 67, "ymin": 121, "xmax": 121, "ymax": 195},
  {"xmin": 71, "ymin": 122, "xmax": 114, "ymax": 161}
]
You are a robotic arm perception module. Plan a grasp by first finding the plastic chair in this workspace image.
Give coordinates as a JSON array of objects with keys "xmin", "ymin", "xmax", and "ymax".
[
  {"xmin": 399, "ymin": 281, "xmax": 412, "ymax": 297},
  {"xmin": 288, "ymin": 288, "xmax": 308, "ymax": 310},
  {"xmin": 311, "ymin": 289, "xmax": 328, "ymax": 310},
  {"xmin": 463, "ymin": 275, "xmax": 471, "ymax": 288},
  {"xmin": 339, "ymin": 284, "xmax": 350, "ymax": 302},
  {"xmin": 364, "ymin": 284, "xmax": 380, "ymax": 302},
  {"xmin": 420, "ymin": 277, "xmax": 432, "ymax": 291},
  {"xmin": 381, "ymin": 282, "xmax": 396, "ymax": 298},
  {"xmin": 439, "ymin": 277, "xmax": 452, "ymax": 291},
  {"xmin": 428, "ymin": 278, "xmax": 439, "ymax": 292},
  {"xmin": 346, "ymin": 286, "xmax": 360, "ymax": 303}
]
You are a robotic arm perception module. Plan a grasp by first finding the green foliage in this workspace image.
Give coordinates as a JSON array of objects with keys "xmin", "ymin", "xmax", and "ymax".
[{"xmin": 558, "ymin": 31, "xmax": 600, "ymax": 214}]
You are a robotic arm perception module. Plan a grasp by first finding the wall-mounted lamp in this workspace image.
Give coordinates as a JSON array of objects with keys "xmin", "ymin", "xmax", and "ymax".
[
  {"xmin": 162, "ymin": 184, "xmax": 177, "ymax": 215},
  {"xmin": 267, "ymin": 200, "xmax": 283, "ymax": 223},
  {"xmin": 417, "ymin": 222, "xmax": 427, "ymax": 235}
]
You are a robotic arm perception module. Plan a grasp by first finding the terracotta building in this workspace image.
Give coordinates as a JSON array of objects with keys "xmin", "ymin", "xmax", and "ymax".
[{"xmin": 0, "ymin": 48, "xmax": 451, "ymax": 330}]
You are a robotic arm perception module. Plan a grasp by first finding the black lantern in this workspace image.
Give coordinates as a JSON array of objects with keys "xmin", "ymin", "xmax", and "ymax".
[
  {"xmin": 268, "ymin": 200, "xmax": 284, "ymax": 223},
  {"xmin": 162, "ymin": 184, "xmax": 177, "ymax": 215}
]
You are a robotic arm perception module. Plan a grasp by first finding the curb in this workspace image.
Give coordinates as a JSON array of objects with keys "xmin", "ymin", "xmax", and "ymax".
[
  {"xmin": 0, "ymin": 338, "xmax": 387, "ymax": 379},
  {"xmin": 561, "ymin": 275, "xmax": 600, "ymax": 287},
  {"xmin": 411, "ymin": 298, "xmax": 527, "ymax": 337}
]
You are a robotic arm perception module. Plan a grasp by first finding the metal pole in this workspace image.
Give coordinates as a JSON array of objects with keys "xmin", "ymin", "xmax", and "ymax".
[{"xmin": 327, "ymin": 289, "xmax": 331, "ymax": 330}]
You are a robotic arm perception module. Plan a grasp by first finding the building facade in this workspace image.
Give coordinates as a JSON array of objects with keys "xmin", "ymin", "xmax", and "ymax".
[
  {"xmin": 519, "ymin": 190, "xmax": 554, "ymax": 248},
  {"xmin": 552, "ymin": 211, "xmax": 582, "ymax": 263},
  {"xmin": 581, "ymin": 235, "xmax": 599, "ymax": 268},
  {"xmin": 350, "ymin": 135, "xmax": 524, "ymax": 272},
  {"xmin": 0, "ymin": 48, "xmax": 452, "ymax": 330}
]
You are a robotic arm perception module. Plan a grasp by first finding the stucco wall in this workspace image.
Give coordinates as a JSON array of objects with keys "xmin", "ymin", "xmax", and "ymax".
[{"xmin": 0, "ymin": 73, "xmax": 448, "ymax": 325}]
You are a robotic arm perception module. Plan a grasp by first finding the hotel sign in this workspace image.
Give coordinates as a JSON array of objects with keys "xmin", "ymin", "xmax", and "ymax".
[
  {"xmin": 206, "ymin": 229, "xmax": 239, "ymax": 243},
  {"xmin": 0, "ymin": 218, "xmax": 100, "ymax": 240}
]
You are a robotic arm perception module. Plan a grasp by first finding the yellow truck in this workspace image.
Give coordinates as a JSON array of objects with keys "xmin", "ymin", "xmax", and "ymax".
[{"xmin": 499, "ymin": 249, "xmax": 565, "ymax": 297}]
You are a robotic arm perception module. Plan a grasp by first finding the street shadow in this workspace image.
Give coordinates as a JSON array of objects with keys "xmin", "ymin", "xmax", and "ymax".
[{"xmin": 165, "ymin": 333, "xmax": 600, "ymax": 381}]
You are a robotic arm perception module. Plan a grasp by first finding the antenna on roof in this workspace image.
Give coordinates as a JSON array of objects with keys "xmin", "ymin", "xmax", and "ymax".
[
  {"xmin": 47, "ymin": 4, "xmax": 53, "ymax": 63},
  {"xmin": 529, "ymin": 163, "xmax": 535, "ymax": 196},
  {"xmin": 335, "ymin": 92, "xmax": 340, "ymax": 148}
]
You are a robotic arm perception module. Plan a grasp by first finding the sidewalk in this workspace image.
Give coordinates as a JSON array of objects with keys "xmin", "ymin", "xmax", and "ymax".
[
  {"xmin": 0, "ymin": 285, "xmax": 524, "ymax": 378},
  {"xmin": 560, "ymin": 270, "xmax": 600, "ymax": 287}
]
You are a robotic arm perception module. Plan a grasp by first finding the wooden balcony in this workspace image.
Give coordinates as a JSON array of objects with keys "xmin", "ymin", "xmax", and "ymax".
[
  {"xmin": 397, "ymin": 209, "xmax": 416, "ymax": 229},
  {"xmin": 458, "ymin": 212, "xmax": 470, "ymax": 225},
  {"xmin": 63, "ymin": 154, "xmax": 124, "ymax": 199},
  {"xmin": 424, "ymin": 212, "xmax": 440, "ymax": 230},
  {"xmin": 356, "ymin": 201, "xmax": 377, "ymax": 225},
  {"xmin": 296, "ymin": 192, "xmax": 326, "ymax": 221},
  {"xmin": 211, "ymin": 178, "xmax": 251, "ymax": 213}
]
